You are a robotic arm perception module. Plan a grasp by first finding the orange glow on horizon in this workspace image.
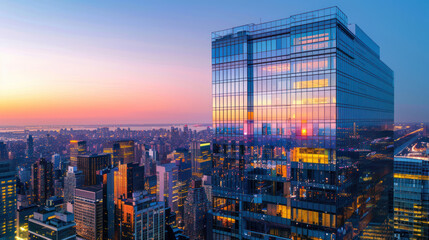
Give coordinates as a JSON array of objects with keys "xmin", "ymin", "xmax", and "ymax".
[{"xmin": 0, "ymin": 46, "xmax": 211, "ymax": 125}]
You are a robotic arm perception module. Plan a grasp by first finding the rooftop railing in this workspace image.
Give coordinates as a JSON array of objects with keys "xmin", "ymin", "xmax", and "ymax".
[{"xmin": 212, "ymin": 6, "xmax": 348, "ymax": 41}]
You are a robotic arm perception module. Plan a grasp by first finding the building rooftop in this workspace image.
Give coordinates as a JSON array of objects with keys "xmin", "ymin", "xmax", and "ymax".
[
  {"xmin": 212, "ymin": 6, "xmax": 380, "ymax": 57},
  {"xmin": 78, "ymin": 153, "xmax": 110, "ymax": 158},
  {"xmin": 212, "ymin": 7, "xmax": 347, "ymax": 39},
  {"xmin": 395, "ymin": 137, "xmax": 429, "ymax": 161}
]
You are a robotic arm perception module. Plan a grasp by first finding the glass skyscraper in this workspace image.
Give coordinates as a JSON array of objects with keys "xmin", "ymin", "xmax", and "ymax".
[
  {"xmin": 211, "ymin": 7, "xmax": 394, "ymax": 239},
  {"xmin": 0, "ymin": 159, "xmax": 16, "ymax": 239}
]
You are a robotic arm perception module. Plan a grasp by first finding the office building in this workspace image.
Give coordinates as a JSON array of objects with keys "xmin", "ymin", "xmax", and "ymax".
[
  {"xmin": 28, "ymin": 206, "xmax": 76, "ymax": 240},
  {"xmin": 0, "ymin": 158, "xmax": 16, "ymax": 239},
  {"xmin": 74, "ymin": 186, "xmax": 103, "ymax": 240},
  {"xmin": 51, "ymin": 154, "xmax": 61, "ymax": 170},
  {"xmin": 190, "ymin": 141, "xmax": 212, "ymax": 177},
  {"xmin": 63, "ymin": 166, "xmax": 85, "ymax": 203},
  {"xmin": 116, "ymin": 192, "xmax": 165, "ymax": 240},
  {"xmin": 173, "ymin": 148, "xmax": 192, "ymax": 228},
  {"xmin": 211, "ymin": 7, "xmax": 394, "ymax": 239},
  {"xmin": 31, "ymin": 158, "xmax": 54, "ymax": 205},
  {"xmin": 157, "ymin": 163, "xmax": 179, "ymax": 223},
  {"xmin": 145, "ymin": 174, "xmax": 158, "ymax": 197},
  {"xmin": 114, "ymin": 162, "xmax": 145, "ymax": 200},
  {"xmin": 27, "ymin": 135, "xmax": 34, "ymax": 159},
  {"xmin": 97, "ymin": 167, "xmax": 117, "ymax": 240},
  {"xmin": 202, "ymin": 175, "xmax": 213, "ymax": 208},
  {"xmin": 0, "ymin": 141, "xmax": 7, "ymax": 160},
  {"xmin": 394, "ymin": 138, "xmax": 429, "ymax": 239},
  {"xmin": 104, "ymin": 140, "xmax": 135, "ymax": 166},
  {"xmin": 77, "ymin": 154, "xmax": 111, "ymax": 186},
  {"xmin": 70, "ymin": 140, "xmax": 87, "ymax": 167},
  {"xmin": 184, "ymin": 178, "xmax": 209, "ymax": 240},
  {"xmin": 17, "ymin": 204, "xmax": 38, "ymax": 239}
]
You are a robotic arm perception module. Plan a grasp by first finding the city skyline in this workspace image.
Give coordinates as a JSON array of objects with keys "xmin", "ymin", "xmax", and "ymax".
[
  {"xmin": 0, "ymin": 0, "xmax": 428, "ymax": 125},
  {"xmin": 2, "ymin": 3, "xmax": 429, "ymax": 240}
]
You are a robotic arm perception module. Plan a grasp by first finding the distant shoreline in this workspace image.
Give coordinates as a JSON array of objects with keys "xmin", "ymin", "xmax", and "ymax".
[{"xmin": 0, "ymin": 123, "xmax": 212, "ymax": 133}]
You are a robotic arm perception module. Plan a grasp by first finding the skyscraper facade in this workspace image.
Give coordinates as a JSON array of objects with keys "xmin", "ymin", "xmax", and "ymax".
[
  {"xmin": 190, "ymin": 141, "xmax": 212, "ymax": 177},
  {"xmin": 116, "ymin": 192, "xmax": 165, "ymax": 240},
  {"xmin": 70, "ymin": 140, "xmax": 87, "ymax": 167},
  {"xmin": 51, "ymin": 153, "xmax": 61, "ymax": 170},
  {"xmin": 104, "ymin": 140, "xmax": 135, "ymax": 166},
  {"xmin": 74, "ymin": 186, "xmax": 104, "ymax": 240},
  {"xmin": 97, "ymin": 167, "xmax": 117, "ymax": 240},
  {"xmin": 31, "ymin": 158, "xmax": 54, "ymax": 205},
  {"xmin": 63, "ymin": 166, "xmax": 85, "ymax": 203},
  {"xmin": 156, "ymin": 163, "xmax": 179, "ymax": 221},
  {"xmin": 17, "ymin": 204, "xmax": 38, "ymax": 239},
  {"xmin": 26, "ymin": 135, "xmax": 34, "ymax": 159},
  {"xmin": 0, "ymin": 158, "xmax": 16, "ymax": 239},
  {"xmin": 0, "ymin": 141, "xmax": 8, "ymax": 161},
  {"xmin": 77, "ymin": 154, "xmax": 111, "ymax": 186},
  {"xmin": 184, "ymin": 178, "xmax": 209, "ymax": 240},
  {"xmin": 394, "ymin": 138, "xmax": 429, "ymax": 239},
  {"xmin": 114, "ymin": 162, "xmax": 145, "ymax": 200},
  {"xmin": 173, "ymin": 149, "xmax": 192, "ymax": 228},
  {"xmin": 211, "ymin": 7, "xmax": 394, "ymax": 239}
]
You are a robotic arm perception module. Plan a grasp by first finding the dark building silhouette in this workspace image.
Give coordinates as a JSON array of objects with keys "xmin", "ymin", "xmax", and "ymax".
[
  {"xmin": 97, "ymin": 167, "xmax": 117, "ymax": 240},
  {"xmin": 184, "ymin": 178, "xmax": 208, "ymax": 240},
  {"xmin": 0, "ymin": 141, "xmax": 7, "ymax": 161},
  {"xmin": 77, "ymin": 154, "xmax": 111, "ymax": 186},
  {"xmin": 31, "ymin": 158, "xmax": 54, "ymax": 205},
  {"xmin": 26, "ymin": 135, "xmax": 34, "ymax": 159}
]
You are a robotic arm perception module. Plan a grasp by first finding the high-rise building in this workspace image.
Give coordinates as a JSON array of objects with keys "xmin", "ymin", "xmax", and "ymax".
[
  {"xmin": 51, "ymin": 153, "xmax": 61, "ymax": 170},
  {"xmin": 394, "ymin": 138, "xmax": 429, "ymax": 239},
  {"xmin": 74, "ymin": 186, "xmax": 103, "ymax": 240},
  {"xmin": 173, "ymin": 148, "xmax": 192, "ymax": 228},
  {"xmin": 97, "ymin": 167, "xmax": 117, "ymax": 240},
  {"xmin": 0, "ymin": 157, "xmax": 16, "ymax": 239},
  {"xmin": 145, "ymin": 174, "xmax": 158, "ymax": 197},
  {"xmin": 202, "ymin": 175, "xmax": 213, "ymax": 208},
  {"xmin": 17, "ymin": 204, "xmax": 38, "ymax": 239},
  {"xmin": 114, "ymin": 162, "xmax": 145, "ymax": 200},
  {"xmin": 77, "ymin": 154, "xmax": 111, "ymax": 186},
  {"xmin": 116, "ymin": 192, "xmax": 165, "ymax": 240},
  {"xmin": 70, "ymin": 140, "xmax": 87, "ymax": 167},
  {"xmin": 28, "ymin": 206, "xmax": 76, "ymax": 240},
  {"xmin": 104, "ymin": 140, "xmax": 135, "ymax": 166},
  {"xmin": 211, "ymin": 7, "xmax": 394, "ymax": 239},
  {"xmin": 63, "ymin": 166, "xmax": 85, "ymax": 203},
  {"xmin": 31, "ymin": 158, "xmax": 54, "ymax": 205},
  {"xmin": 184, "ymin": 178, "xmax": 209, "ymax": 240},
  {"xmin": 190, "ymin": 142, "xmax": 212, "ymax": 177},
  {"xmin": 0, "ymin": 141, "xmax": 8, "ymax": 160},
  {"xmin": 26, "ymin": 135, "xmax": 34, "ymax": 159},
  {"xmin": 156, "ymin": 163, "xmax": 179, "ymax": 219}
]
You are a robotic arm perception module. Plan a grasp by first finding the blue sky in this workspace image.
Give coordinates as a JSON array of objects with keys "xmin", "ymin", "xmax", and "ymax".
[{"xmin": 0, "ymin": 0, "xmax": 427, "ymax": 124}]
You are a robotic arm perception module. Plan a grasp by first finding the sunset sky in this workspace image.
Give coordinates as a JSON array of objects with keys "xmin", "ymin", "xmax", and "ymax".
[{"xmin": 0, "ymin": 0, "xmax": 428, "ymax": 125}]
